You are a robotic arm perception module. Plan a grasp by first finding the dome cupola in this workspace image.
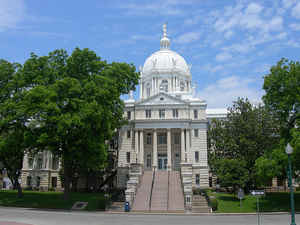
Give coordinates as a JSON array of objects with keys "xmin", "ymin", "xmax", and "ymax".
[{"xmin": 160, "ymin": 23, "xmax": 170, "ymax": 49}]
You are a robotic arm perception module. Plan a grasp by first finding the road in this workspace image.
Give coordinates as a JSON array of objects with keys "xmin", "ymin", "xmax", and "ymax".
[{"xmin": 0, "ymin": 207, "xmax": 299, "ymax": 225}]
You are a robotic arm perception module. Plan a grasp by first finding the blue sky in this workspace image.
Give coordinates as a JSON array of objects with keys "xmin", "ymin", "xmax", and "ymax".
[{"xmin": 1, "ymin": 0, "xmax": 300, "ymax": 108}]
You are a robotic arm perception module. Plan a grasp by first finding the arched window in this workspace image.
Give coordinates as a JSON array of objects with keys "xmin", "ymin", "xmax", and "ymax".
[
  {"xmin": 146, "ymin": 83, "xmax": 151, "ymax": 97},
  {"xmin": 160, "ymin": 80, "xmax": 168, "ymax": 92},
  {"xmin": 180, "ymin": 81, "xmax": 185, "ymax": 92}
]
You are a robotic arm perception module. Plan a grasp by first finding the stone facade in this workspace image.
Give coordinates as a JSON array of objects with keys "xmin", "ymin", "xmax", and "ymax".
[{"xmin": 117, "ymin": 24, "xmax": 210, "ymax": 206}]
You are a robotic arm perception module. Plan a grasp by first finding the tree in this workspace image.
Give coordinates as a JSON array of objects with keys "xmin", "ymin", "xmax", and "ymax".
[
  {"xmin": 263, "ymin": 58, "xmax": 300, "ymax": 141},
  {"xmin": 260, "ymin": 58, "xmax": 300, "ymax": 180},
  {"xmin": 215, "ymin": 159, "xmax": 249, "ymax": 192},
  {"xmin": 0, "ymin": 60, "xmax": 28, "ymax": 198},
  {"xmin": 23, "ymin": 48, "xmax": 139, "ymax": 200},
  {"xmin": 209, "ymin": 98, "xmax": 280, "ymax": 190}
]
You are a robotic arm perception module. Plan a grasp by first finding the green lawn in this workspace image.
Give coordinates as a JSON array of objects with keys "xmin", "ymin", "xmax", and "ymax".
[
  {"xmin": 208, "ymin": 191, "xmax": 300, "ymax": 213},
  {"xmin": 0, "ymin": 190, "xmax": 108, "ymax": 211}
]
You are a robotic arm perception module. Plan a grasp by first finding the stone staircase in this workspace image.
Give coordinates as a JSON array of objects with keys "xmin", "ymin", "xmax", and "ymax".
[
  {"xmin": 191, "ymin": 195, "xmax": 211, "ymax": 213},
  {"xmin": 150, "ymin": 171, "xmax": 168, "ymax": 212},
  {"xmin": 168, "ymin": 171, "xmax": 185, "ymax": 212},
  {"xmin": 131, "ymin": 171, "xmax": 153, "ymax": 212},
  {"xmin": 108, "ymin": 202, "xmax": 124, "ymax": 212}
]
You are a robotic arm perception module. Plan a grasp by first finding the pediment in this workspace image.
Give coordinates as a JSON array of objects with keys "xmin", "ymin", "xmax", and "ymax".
[{"xmin": 136, "ymin": 93, "xmax": 187, "ymax": 106}]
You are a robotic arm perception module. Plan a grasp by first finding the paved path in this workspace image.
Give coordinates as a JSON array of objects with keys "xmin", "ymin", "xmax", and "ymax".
[{"xmin": 0, "ymin": 207, "xmax": 299, "ymax": 225}]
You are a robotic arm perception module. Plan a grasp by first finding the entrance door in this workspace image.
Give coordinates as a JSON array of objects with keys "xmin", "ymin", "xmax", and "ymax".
[{"xmin": 158, "ymin": 154, "xmax": 168, "ymax": 170}]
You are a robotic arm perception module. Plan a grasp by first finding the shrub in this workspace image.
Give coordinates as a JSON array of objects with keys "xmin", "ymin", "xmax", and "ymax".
[{"xmin": 209, "ymin": 196, "xmax": 218, "ymax": 211}]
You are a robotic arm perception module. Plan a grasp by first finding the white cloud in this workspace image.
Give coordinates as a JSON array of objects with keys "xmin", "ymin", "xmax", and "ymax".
[
  {"xmin": 202, "ymin": 64, "xmax": 224, "ymax": 74},
  {"xmin": 222, "ymin": 43, "xmax": 253, "ymax": 54},
  {"xmin": 289, "ymin": 23, "xmax": 300, "ymax": 30},
  {"xmin": 291, "ymin": 2, "xmax": 300, "ymax": 19},
  {"xmin": 198, "ymin": 76, "xmax": 263, "ymax": 108},
  {"xmin": 215, "ymin": 52, "xmax": 232, "ymax": 62},
  {"xmin": 0, "ymin": 0, "xmax": 25, "ymax": 31},
  {"xmin": 224, "ymin": 30, "xmax": 234, "ymax": 39},
  {"xmin": 245, "ymin": 3, "xmax": 263, "ymax": 14},
  {"xmin": 175, "ymin": 32, "xmax": 201, "ymax": 44}
]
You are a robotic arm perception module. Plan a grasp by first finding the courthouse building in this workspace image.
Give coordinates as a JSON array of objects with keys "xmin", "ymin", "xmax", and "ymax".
[{"xmin": 116, "ymin": 24, "xmax": 223, "ymax": 211}]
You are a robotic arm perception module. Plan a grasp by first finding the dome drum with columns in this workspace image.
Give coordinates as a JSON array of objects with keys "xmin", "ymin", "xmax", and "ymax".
[{"xmin": 118, "ymin": 24, "xmax": 209, "ymax": 212}]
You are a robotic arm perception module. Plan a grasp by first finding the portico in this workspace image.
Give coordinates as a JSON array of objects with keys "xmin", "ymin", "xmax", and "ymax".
[{"xmin": 133, "ymin": 127, "xmax": 192, "ymax": 171}]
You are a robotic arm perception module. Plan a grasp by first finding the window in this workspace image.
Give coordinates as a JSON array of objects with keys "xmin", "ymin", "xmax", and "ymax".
[
  {"xmin": 37, "ymin": 157, "xmax": 43, "ymax": 169},
  {"xmin": 146, "ymin": 83, "xmax": 151, "ymax": 97},
  {"xmin": 26, "ymin": 176, "xmax": 32, "ymax": 186},
  {"xmin": 36, "ymin": 176, "xmax": 41, "ymax": 187},
  {"xmin": 180, "ymin": 81, "xmax": 185, "ymax": 91},
  {"xmin": 196, "ymin": 174, "xmax": 200, "ymax": 185},
  {"xmin": 194, "ymin": 109, "xmax": 198, "ymax": 119},
  {"xmin": 146, "ymin": 154, "xmax": 151, "ymax": 168},
  {"xmin": 126, "ymin": 152, "xmax": 130, "ymax": 163},
  {"xmin": 28, "ymin": 157, "xmax": 33, "ymax": 169},
  {"xmin": 186, "ymin": 196, "xmax": 191, "ymax": 203},
  {"xmin": 52, "ymin": 177, "xmax": 57, "ymax": 188},
  {"xmin": 159, "ymin": 109, "xmax": 165, "ymax": 119},
  {"xmin": 195, "ymin": 151, "xmax": 199, "ymax": 162},
  {"xmin": 158, "ymin": 133, "xmax": 167, "ymax": 144},
  {"xmin": 52, "ymin": 156, "xmax": 59, "ymax": 170},
  {"xmin": 174, "ymin": 134, "xmax": 180, "ymax": 144},
  {"xmin": 127, "ymin": 130, "xmax": 131, "ymax": 139},
  {"xmin": 146, "ymin": 133, "xmax": 152, "ymax": 145},
  {"xmin": 127, "ymin": 111, "xmax": 131, "ymax": 120},
  {"xmin": 145, "ymin": 109, "xmax": 151, "ymax": 118},
  {"xmin": 160, "ymin": 80, "xmax": 168, "ymax": 92},
  {"xmin": 172, "ymin": 109, "xmax": 179, "ymax": 118},
  {"xmin": 194, "ymin": 129, "xmax": 198, "ymax": 137}
]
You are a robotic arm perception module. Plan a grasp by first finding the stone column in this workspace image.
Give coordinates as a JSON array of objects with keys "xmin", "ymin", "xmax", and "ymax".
[
  {"xmin": 140, "ymin": 130, "xmax": 144, "ymax": 164},
  {"xmin": 186, "ymin": 129, "xmax": 190, "ymax": 163},
  {"xmin": 181, "ymin": 129, "xmax": 185, "ymax": 162},
  {"xmin": 153, "ymin": 129, "xmax": 157, "ymax": 170},
  {"xmin": 135, "ymin": 130, "xmax": 139, "ymax": 163},
  {"xmin": 167, "ymin": 128, "xmax": 172, "ymax": 171}
]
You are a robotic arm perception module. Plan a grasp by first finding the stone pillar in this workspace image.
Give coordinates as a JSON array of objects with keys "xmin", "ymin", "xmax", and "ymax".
[
  {"xmin": 181, "ymin": 129, "xmax": 185, "ymax": 163},
  {"xmin": 140, "ymin": 130, "xmax": 144, "ymax": 164},
  {"xmin": 167, "ymin": 128, "xmax": 172, "ymax": 171},
  {"xmin": 186, "ymin": 129, "xmax": 190, "ymax": 163},
  {"xmin": 135, "ymin": 130, "xmax": 139, "ymax": 163},
  {"xmin": 153, "ymin": 129, "xmax": 157, "ymax": 170}
]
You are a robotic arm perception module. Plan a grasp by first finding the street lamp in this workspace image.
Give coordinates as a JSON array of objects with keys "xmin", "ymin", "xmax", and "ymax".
[{"xmin": 286, "ymin": 143, "xmax": 297, "ymax": 225}]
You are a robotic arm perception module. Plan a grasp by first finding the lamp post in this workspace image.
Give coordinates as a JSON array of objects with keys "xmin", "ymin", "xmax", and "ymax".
[{"xmin": 286, "ymin": 143, "xmax": 297, "ymax": 225}]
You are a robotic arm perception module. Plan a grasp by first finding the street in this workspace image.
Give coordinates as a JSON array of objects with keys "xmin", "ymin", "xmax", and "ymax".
[{"xmin": 0, "ymin": 207, "xmax": 299, "ymax": 225}]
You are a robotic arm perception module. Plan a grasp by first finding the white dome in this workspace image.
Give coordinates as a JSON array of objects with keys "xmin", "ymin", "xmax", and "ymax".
[{"xmin": 142, "ymin": 49, "xmax": 191, "ymax": 77}]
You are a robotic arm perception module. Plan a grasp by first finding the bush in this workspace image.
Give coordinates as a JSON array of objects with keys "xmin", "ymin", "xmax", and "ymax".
[{"xmin": 209, "ymin": 196, "xmax": 218, "ymax": 211}]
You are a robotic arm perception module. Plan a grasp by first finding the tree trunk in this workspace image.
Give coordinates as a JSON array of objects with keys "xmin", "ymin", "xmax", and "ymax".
[
  {"xmin": 63, "ymin": 164, "xmax": 71, "ymax": 201},
  {"xmin": 16, "ymin": 181, "xmax": 23, "ymax": 198}
]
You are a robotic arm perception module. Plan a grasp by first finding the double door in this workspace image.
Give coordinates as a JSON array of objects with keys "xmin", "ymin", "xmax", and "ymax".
[{"xmin": 158, "ymin": 154, "xmax": 167, "ymax": 170}]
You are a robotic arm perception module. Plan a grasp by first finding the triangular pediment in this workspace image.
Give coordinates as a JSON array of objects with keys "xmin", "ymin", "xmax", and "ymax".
[{"xmin": 135, "ymin": 92, "xmax": 187, "ymax": 106}]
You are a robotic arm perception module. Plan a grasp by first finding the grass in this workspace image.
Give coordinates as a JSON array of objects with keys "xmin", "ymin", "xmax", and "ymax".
[
  {"xmin": 207, "ymin": 190, "xmax": 300, "ymax": 213},
  {"xmin": 0, "ymin": 190, "xmax": 108, "ymax": 211}
]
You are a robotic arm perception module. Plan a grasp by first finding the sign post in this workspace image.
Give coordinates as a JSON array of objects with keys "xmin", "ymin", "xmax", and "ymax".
[
  {"xmin": 237, "ymin": 188, "xmax": 245, "ymax": 208},
  {"xmin": 251, "ymin": 190, "xmax": 265, "ymax": 225}
]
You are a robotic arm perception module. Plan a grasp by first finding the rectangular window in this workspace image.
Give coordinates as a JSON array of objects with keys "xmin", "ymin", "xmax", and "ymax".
[
  {"xmin": 127, "ymin": 130, "xmax": 131, "ymax": 139},
  {"xmin": 194, "ymin": 109, "xmax": 198, "ymax": 119},
  {"xmin": 174, "ymin": 134, "xmax": 180, "ymax": 144},
  {"xmin": 52, "ymin": 177, "xmax": 57, "ymax": 188},
  {"xmin": 52, "ymin": 156, "xmax": 59, "ymax": 170},
  {"xmin": 28, "ymin": 157, "xmax": 33, "ymax": 169},
  {"xmin": 172, "ymin": 109, "xmax": 179, "ymax": 118},
  {"xmin": 127, "ymin": 111, "xmax": 131, "ymax": 120},
  {"xmin": 146, "ymin": 134, "xmax": 152, "ymax": 145},
  {"xmin": 27, "ymin": 176, "xmax": 32, "ymax": 186},
  {"xmin": 146, "ymin": 154, "xmax": 151, "ymax": 168},
  {"xmin": 159, "ymin": 109, "xmax": 165, "ymax": 119},
  {"xmin": 196, "ymin": 174, "xmax": 200, "ymax": 185},
  {"xmin": 195, "ymin": 151, "xmax": 199, "ymax": 162},
  {"xmin": 36, "ymin": 176, "xmax": 41, "ymax": 187},
  {"xmin": 194, "ymin": 129, "xmax": 198, "ymax": 137},
  {"xmin": 145, "ymin": 109, "xmax": 151, "ymax": 118},
  {"xmin": 126, "ymin": 152, "xmax": 130, "ymax": 163},
  {"xmin": 158, "ymin": 133, "xmax": 167, "ymax": 144},
  {"xmin": 37, "ymin": 157, "xmax": 43, "ymax": 169}
]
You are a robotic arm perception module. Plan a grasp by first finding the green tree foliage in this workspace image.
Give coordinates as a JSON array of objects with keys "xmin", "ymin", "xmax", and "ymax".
[
  {"xmin": 0, "ymin": 60, "xmax": 27, "ymax": 198},
  {"xmin": 209, "ymin": 98, "xmax": 280, "ymax": 190},
  {"xmin": 215, "ymin": 159, "xmax": 249, "ymax": 191},
  {"xmin": 22, "ymin": 48, "xmax": 139, "ymax": 200},
  {"xmin": 258, "ymin": 58, "xmax": 300, "ymax": 182},
  {"xmin": 263, "ymin": 58, "xmax": 300, "ymax": 141}
]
